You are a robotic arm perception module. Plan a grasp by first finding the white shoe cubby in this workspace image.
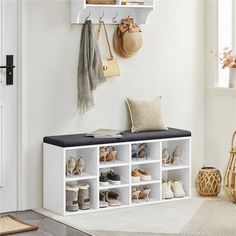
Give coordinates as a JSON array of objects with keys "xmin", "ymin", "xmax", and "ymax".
[
  {"xmin": 131, "ymin": 182, "xmax": 161, "ymax": 205},
  {"xmin": 99, "ymin": 165, "xmax": 130, "ymax": 189},
  {"xmin": 65, "ymin": 178, "xmax": 98, "ymax": 212},
  {"xmin": 43, "ymin": 136, "xmax": 191, "ymax": 216},
  {"xmin": 162, "ymin": 168, "xmax": 191, "ymax": 200},
  {"xmin": 162, "ymin": 139, "xmax": 190, "ymax": 170},
  {"xmin": 99, "ymin": 144, "xmax": 130, "ymax": 168}
]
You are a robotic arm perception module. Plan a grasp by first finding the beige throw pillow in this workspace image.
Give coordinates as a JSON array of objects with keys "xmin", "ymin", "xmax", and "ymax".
[{"xmin": 126, "ymin": 96, "xmax": 168, "ymax": 132}]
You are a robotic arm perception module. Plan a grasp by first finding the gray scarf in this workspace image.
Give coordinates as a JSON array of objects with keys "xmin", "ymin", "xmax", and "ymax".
[{"xmin": 78, "ymin": 20, "xmax": 105, "ymax": 114}]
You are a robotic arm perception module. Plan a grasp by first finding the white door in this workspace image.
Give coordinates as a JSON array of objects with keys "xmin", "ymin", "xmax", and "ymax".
[{"xmin": 0, "ymin": 0, "xmax": 18, "ymax": 213}]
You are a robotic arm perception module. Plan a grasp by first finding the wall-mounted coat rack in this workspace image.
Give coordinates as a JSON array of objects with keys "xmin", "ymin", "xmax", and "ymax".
[{"xmin": 71, "ymin": 0, "xmax": 155, "ymax": 25}]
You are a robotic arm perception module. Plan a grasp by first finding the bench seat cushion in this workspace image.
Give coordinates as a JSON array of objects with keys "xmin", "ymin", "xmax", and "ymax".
[{"xmin": 43, "ymin": 128, "xmax": 191, "ymax": 148}]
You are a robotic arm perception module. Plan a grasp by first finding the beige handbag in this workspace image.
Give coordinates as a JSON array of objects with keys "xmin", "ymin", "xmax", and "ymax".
[{"xmin": 97, "ymin": 21, "xmax": 120, "ymax": 78}]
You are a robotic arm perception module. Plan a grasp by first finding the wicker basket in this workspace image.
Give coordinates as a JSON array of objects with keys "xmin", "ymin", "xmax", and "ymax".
[
  {"xmin": 86, "ymin": 0, "xmax": 115, "ymax": 4},
  {"xmin": 224, "ymin": 131, "xmax": 236, "ymax": 202},
  {"xmin": 195, "ymin": 167, "xmax": 222, "ymax": 197}
]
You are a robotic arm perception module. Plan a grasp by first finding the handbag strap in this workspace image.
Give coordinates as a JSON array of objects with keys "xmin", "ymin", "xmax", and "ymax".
[{"xmin": 97, "ymin": 21, "xmax": 113, "ymax": 60}]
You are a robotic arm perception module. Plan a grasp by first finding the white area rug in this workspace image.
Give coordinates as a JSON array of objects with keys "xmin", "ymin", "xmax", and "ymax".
[
  {"xmin": 35, "ymin": 197, "xmax": 203, "ymax": 235},
  {"xmin": 35, "ymin": 196, "xmax": 236, "ymax": 236},
  {"xmin": 181, "ymin": 198, "xmax": 236, "ymax": 236}
]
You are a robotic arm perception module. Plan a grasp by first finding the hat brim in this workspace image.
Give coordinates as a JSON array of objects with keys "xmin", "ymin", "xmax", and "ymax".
[{"xmin": 113, "ymin": 28, "xmax": 136, "ymax": 58}]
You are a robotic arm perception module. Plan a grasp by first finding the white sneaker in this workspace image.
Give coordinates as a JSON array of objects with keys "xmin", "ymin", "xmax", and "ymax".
[
  {"xmin": 162, "ymin": 181, "xmax": 174, "ymax": 199},
  {"xmin": 171, "ymin": 180, "xmax": 185, "ymax": 198}
]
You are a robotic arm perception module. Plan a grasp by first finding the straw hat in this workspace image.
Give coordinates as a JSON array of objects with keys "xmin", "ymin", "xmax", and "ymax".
[{"xmin": 114, "ymin": 17, "xmax": 143, "ymax": 58}]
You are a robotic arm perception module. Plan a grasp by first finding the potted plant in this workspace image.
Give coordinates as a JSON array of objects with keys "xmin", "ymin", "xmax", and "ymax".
[{"xmin": 220, "ymin": 48, "xmax": 236, "ymax": 88}]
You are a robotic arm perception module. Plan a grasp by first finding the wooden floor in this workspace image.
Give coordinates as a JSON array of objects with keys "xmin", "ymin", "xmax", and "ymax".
[{"xmin": 1, "ymin": 210, "xmax": 91, "ymax": 236}]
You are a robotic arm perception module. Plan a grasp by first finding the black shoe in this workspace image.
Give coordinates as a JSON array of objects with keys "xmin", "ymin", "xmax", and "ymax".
[
  {"xmin": 107, "ymin": 170, "xmax": 121, "ymax": 185},
  {"xmin": 99, "ymin": 172, "xmax": 109, "ymax": 186}
]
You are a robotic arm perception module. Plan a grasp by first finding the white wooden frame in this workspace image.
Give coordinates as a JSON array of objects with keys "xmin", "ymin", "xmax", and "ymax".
[
  {"xmin": 17, "ymin": 0, "xmax": 23, "ymax": 211},
  {"xmin": 0, "ymin": 0, "xmax": 20, "ymax": 212},
  {"xmin": 43, "ymin": 136, "xmax": 191, "ymax": 216},
  {"xmin": 218, "ymin": 0, "xmax": 233, "ymax": 88}
]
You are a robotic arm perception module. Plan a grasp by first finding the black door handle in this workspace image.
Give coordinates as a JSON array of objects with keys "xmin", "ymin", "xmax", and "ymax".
[
  {"xmin": 0, "ymin": 65, "xmax": 15, "ymax": 69},
  {"xmin": 0, "ymin": 55, "xmax": 15, "ymax": 85}
]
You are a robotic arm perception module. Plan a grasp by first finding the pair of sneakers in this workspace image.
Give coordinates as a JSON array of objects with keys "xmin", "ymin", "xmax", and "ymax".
[
  {"xmin": 99, "ymin": 170, "xmax": 121, "ymax": 186},
  {"xmin": 162, "ymin": 180, "xmax": 185, "ymax": 199}
]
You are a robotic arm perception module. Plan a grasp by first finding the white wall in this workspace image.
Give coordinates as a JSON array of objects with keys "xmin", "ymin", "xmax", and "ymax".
[
  {"xmin": 204, "ymin": 0, "xmax": 236, "ymax": 175},
  {"xmin": 20, "ymin": 0, "xmax": 205, "ymax": 209}
]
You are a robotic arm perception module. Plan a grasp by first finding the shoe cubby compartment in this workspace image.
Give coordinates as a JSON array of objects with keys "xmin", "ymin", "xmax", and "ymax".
[
  {"xmin": 100, "ymin": 187, "xmax": 130, "ymax": 209},
  {"xmin": 99, "ymin": 166, "xmax": 130, "ymax": 190},
  {"xmin": 115, "ymin": 187, "xmax": 130, "ymax": 207},
  {"xmin": 162, "ymin": 168, "xmax": 191, "ymax": 200},
  {"xmin": 132, "ymin": 162, "xmax": 161, "ymax": 184},
  {"xmin": 65, "ymin": 179, "xmax": 98, "ymax": 215},
  {"xmin": 162, "ymin": 138, "xmax": 190, "ymax": 170},
  {"xmin": 131, "ymin": 141, "xmax": 161, "ymax": 165},
  {"xmin": 99, "ymin": 144, "xmax": 130, "ymax": 168},
  {"xmin": 44, "ymin": 128, "xmax": 191, "ymax": 215},
  {"xmin": 65, "ymin": 147, "xmax": 98, "ymax": 181},
  {"xmin": 131, "ymin": 182, "xmax": 161, "ymax": 205}
]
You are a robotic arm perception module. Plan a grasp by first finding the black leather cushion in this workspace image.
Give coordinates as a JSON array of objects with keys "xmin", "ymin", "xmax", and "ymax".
[{"xmin": 43, "ymin": 128, "xmax": 191, "ymax": 148}]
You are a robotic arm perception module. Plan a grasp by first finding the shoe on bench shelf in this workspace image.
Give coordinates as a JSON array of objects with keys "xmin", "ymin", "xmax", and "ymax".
[
  {"xmin": 99, "ymin": 172, "xmax": 109, "ymax": 186},
  {"xmin": 171, "ymin": 180, "xmax": 185, "ymax": 198},
  {"xmin": 162, "ymin": 180, "xmax": 174, "ymax": 199},
  {"xmin": 135, "ymin": 168, "xmax": 152, "ymax": 181},
  {"xmin": 107, "ymin": 170, "xmax": 121, "ymax": 185},
  {"xmin": 66, "ymin": 184, "xmax": 79, "ymax": 212},
  {"xmin": 100, "ymin": 146, "xmax": 117, "ymax": 163},
  {"xmin": 78, "ymin": 183, "xmax": 90, "ymax": 210},
  {"xmin": 131, "ymin": 169, "xmax": 141, "ymax": 183},
  {"xmin": 105, "ymin": 191, "xmax": 121, "ymax": 207},
  {"xmin": 66, "ymin": 157, "xmax": 77, "ymax": 176},
  {"xmin": 99, "ymin": 191, "xmax": 108, "ymax": 208}
]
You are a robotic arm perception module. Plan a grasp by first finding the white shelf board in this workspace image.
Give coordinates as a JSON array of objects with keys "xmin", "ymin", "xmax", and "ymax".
[
  {"xmin": 71, "ymin": 0, "xmax": 154, "ymax": 24},
  {"xmin": 64, "ymin": 207, "xmax": 97, "ymax": 216},
  {"xmin": 99, "ymin": 160, "xmax": 129, "ymax": 168},
  {"xmin": 66, "ymin": 203, "xmax": 131, "ymax": 215},
  {"xmin": 131, "ymin": 197, "xmax": 160, "ymax": 205},
  {"xmin": 131, "ymin": 179, "xmax": 160, "ymax": 186},
  {"xmin": 161, "ymin": 196, "xmax": 191, "ymax": 203},
  {"xmin": 86, "ymin": 4, "xmax": 153, "ymax": 9},
  {"xmin": 65, "ymin": 172, "xmax": 97, "ymax": 182},
  {"xmin": 96, "ymin": 203, "xmax": 130, "ymax": 212},
  {"xmin": 131, "ymin": 158, "xmax": 160, "ymax": 165},
  {"xmin": 162, "ymin": 165, "xmax": 190, "ymax": 171},
  {"xmin": 99, "ymin": 183, "xmax": 129, "ymax": 190},
  {"xmin": 120, "ymin": 5, "xmax": 153, "ymax": 8}
]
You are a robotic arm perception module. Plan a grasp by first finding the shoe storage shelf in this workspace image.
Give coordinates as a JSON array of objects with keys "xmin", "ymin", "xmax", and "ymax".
[
  {"xmin": 71, "ymin": 0, "xmax": 155, "ymax": 24},
  {"xmin": 43, "ymin": 128, "xmax": 191, "ymax": 216}
]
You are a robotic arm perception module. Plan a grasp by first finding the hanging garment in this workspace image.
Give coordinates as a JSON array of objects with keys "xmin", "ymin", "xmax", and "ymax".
[{"xmin": 78, "ymin": 20, "xmax": 105, "ymax": 114}]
